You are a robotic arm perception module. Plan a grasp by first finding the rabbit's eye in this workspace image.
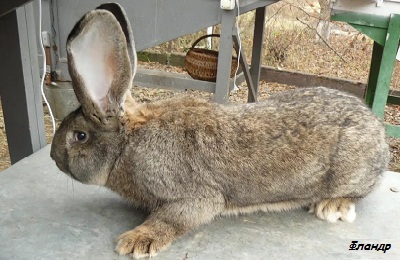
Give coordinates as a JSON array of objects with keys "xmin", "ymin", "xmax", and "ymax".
[{"xmin": 74, "ymin": 131, "xmax": 88, "ymax": 143}]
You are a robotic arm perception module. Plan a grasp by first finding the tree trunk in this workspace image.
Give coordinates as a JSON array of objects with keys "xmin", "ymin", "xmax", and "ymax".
[{"xmin": 316, "ymin": 0, "xmax": 331, "ymax": 43}]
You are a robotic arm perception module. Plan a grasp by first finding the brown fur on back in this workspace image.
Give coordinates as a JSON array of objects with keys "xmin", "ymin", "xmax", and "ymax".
[{"xmin": 106, "ymin": 87, "xmax": 389, "ymax": 214}]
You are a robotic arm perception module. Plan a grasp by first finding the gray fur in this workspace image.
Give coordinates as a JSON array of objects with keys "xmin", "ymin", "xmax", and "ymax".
[{"xmin": 50, "ymin": 4, "xmax": 389, "ymax": 259}]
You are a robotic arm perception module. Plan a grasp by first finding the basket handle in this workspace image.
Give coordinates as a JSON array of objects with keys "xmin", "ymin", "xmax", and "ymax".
[
  {"xmin": 190, "ymin": 34, "xmax": 238, "ymax": 57},
  {"xmin": 190, "ymin": 34, "xmax": 221, "ymax": 49}
]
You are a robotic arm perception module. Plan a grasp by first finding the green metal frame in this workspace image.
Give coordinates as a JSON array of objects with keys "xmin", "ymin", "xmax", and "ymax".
[{"xmin": 332, "ymin": 12, "xmax": 400, "ymax": 138}]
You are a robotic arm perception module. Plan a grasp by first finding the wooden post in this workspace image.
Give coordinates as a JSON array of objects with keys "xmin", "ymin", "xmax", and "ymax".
[{"xmin": 0, "ymin": 2, "xmax": 46, "ymax": 164}]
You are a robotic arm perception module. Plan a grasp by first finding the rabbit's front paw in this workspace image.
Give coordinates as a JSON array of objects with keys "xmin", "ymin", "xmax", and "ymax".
[{"xmin": 115, "ymin": 225, "xmax": 174, "ymax": 259}]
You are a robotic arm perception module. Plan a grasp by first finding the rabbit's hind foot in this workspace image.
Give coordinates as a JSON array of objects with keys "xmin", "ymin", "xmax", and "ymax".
[{"xmin": 309, "ymin": 198, "xmax": 356, "ymax": 223}]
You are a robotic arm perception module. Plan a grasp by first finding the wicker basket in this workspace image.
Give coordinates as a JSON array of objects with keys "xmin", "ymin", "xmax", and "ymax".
[{"xmin": 184, "ymin": 34, "xmax": 238, "ymax": 82}]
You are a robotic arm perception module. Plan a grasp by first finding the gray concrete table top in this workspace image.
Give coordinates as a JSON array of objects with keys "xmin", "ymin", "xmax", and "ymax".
[{"xmin": 0, "ymin": 145, "xmax": 399, "ymax": 260}]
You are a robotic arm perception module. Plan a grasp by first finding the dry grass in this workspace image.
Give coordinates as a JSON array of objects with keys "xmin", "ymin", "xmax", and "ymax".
[
  {"xmin": 152, "ymin": 1, "xmax": 400, "ymax": 87},
  {"xmin": 0, "ymin": 100, "xmax": 9, "ymax": 170},
  {"xmin": 1, "ymin": 0, "xmax": 400, "ymax": 171}
]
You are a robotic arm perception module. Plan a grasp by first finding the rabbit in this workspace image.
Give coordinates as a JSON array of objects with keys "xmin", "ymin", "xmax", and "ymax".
[{"xmin": 50, "ymin": 3, "xmax": 389, "ymax": 259}]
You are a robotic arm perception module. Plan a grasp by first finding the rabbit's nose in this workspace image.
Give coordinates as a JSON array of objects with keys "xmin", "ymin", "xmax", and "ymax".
[
  {"xmin": 52, "ymin": 154, "xmax": 65, "ymax": 171},
  {"xmin": 50, "ymin": 143, "xmax": 69, "ymax": 173},
  {"xmin": 50, "ymin": 144, "xmax": 59, "ymax": 163},
  {"xmin": 53, "ymin": 158, "xmax": 71, "ymax": 175}
]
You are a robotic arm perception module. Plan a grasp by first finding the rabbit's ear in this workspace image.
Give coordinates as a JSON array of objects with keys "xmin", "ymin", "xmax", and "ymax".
[
  {"xmin": 96, "ymin": 3, "xmax": 137, "ymax": 77},
  {"xmin": 66, "ymin": 5, "xmax": 136, "ymax": 127}
]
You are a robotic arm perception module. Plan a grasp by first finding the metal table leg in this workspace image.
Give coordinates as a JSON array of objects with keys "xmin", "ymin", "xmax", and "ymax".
[
  {"xmin": 214, "ymin": 6, "xmax": 266, "ymax": 104},
  {"xmin": 213, "ymin": 9, "xmax": 236, "ymax": 104},
  {"xmin": 248, "ymin": 6, "xmax": 266, "ymax": 103}
]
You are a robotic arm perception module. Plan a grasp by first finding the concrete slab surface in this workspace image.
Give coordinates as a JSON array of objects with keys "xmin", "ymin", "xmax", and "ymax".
[{"xmin": 0, "ymin": 145, "xmax": 399, "ymax": 259}]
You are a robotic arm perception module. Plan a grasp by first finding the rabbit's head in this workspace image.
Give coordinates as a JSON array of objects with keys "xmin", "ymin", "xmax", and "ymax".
[{"xmin": 50, "ymin": 3, "xmax": 136, "ymax": 185}]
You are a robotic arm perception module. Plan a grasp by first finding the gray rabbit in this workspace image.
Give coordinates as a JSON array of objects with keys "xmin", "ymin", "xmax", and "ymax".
[{"xmin": 50, "ymin": 3, "xmax": 389, "ymax": 259}]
